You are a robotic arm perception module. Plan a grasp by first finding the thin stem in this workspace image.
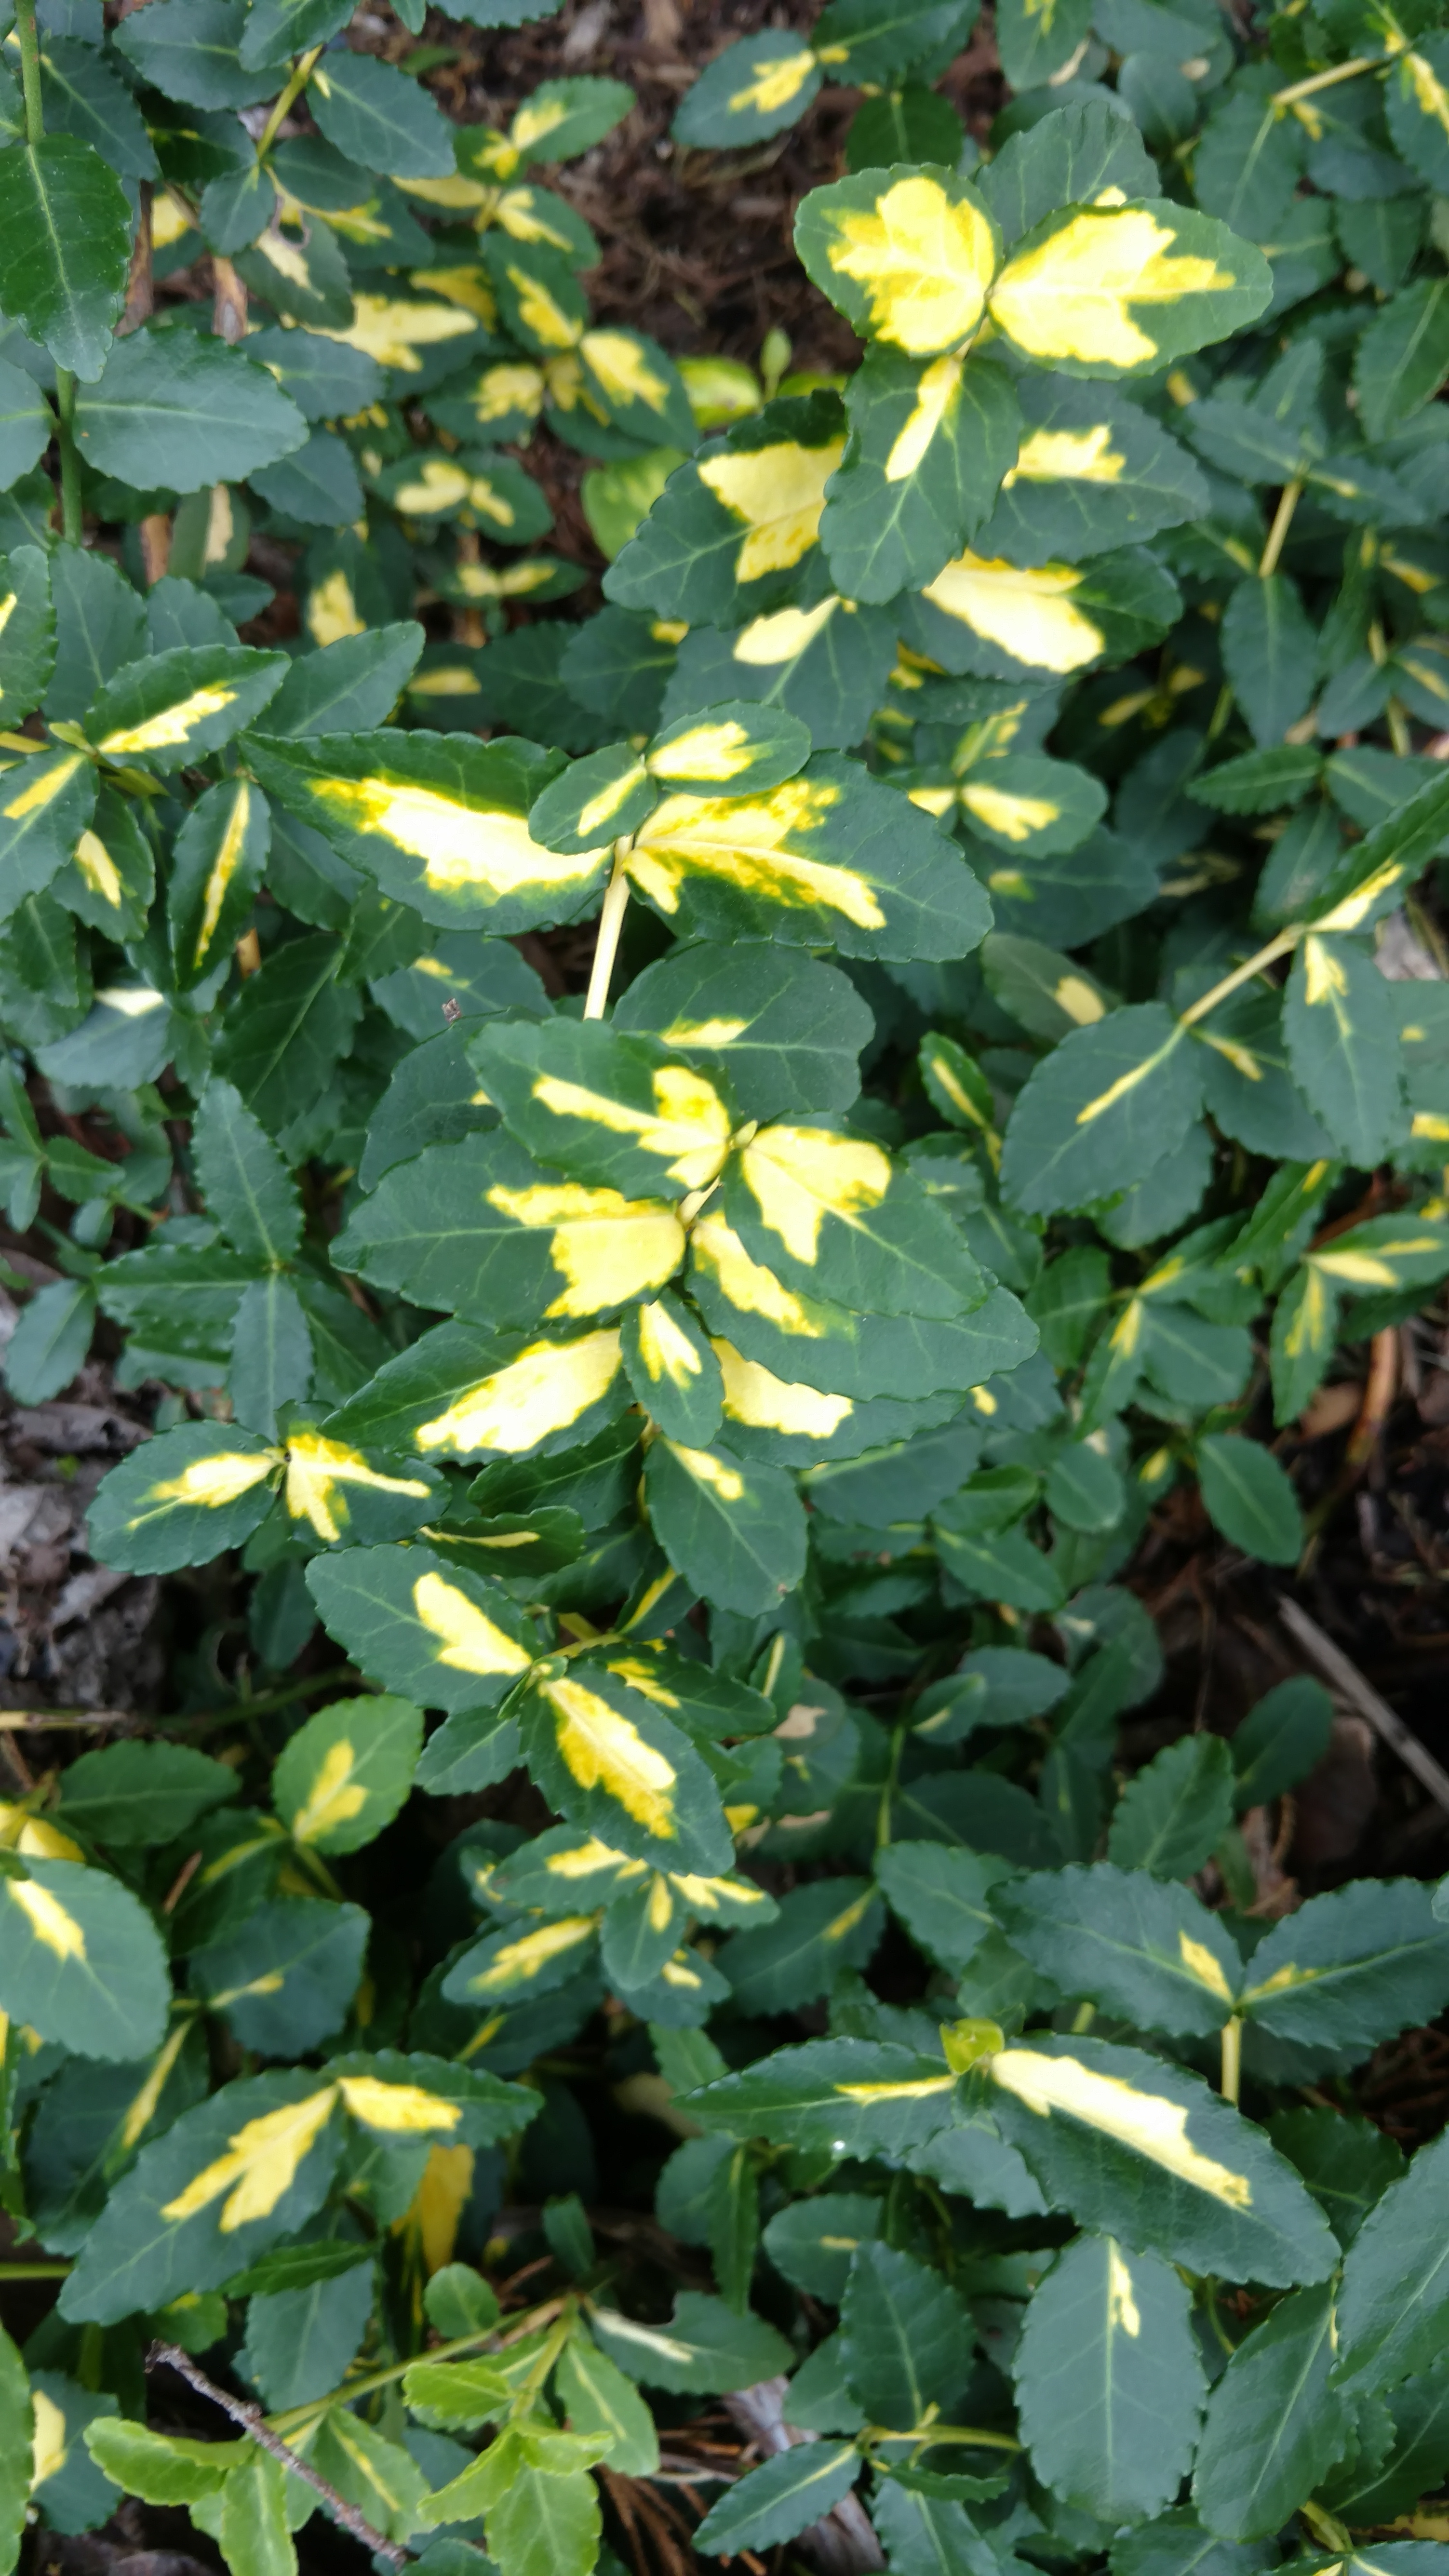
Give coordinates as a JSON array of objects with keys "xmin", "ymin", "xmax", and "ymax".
[
  {"xmin": 171, "ymin": 1666, "xmax": 356, "ymax": 1735},
  {"xmin": 1204, "ymin": 681, "xmax": 1235, "ymax": 746},
  {"xmin": 511, "ymin": 2313, "xmax": 571, "ymax": 2411},
  {"xmin": 0, "ymin": 1666, "xmax": 354, "ymax": 1738},
  {"xmin": 13, "ymin": 0, "xmax": 44, "ymax": 146},
  {"xmin": 54, "ymin": 370, "xmax": 82, "ymax": 546},
  {"xmin": 148, "ymin": 2344, "xmax": 410, "ymax": 2571},
  {"xmin": 1301, "ymin": 2501, "xmax": 1353, "ymax": 2552},
  {"xmin": 1259, "ymin": 478, "xmax": 1303, "ymax": 579},
  {"xmin": 866, "ymin": 2423, "xmax": 1021, "ymax": 2452},
  {"xmin": 9, "ymin": 2, "xmax": 84, "ymax": 553},
  {"xmin": 1176, "ymin": 926, "xmax": 1301, "ymax": 1033},
  {"xmin": 1221, "ymin": 2015, "xmax": 1242, "ymax": 2106},
  {"xmin": 255, "ymin": 45, "xmax": 323, "ymax": 161},
  {"xmin": 1203, "ymin": 2287, "xmax": 1237, "ymax": 2359},
  {"xmin": 1387, "ymin": 698, "xmax": 1411, "ymax": 756},
  {"xmin": 0, "ymin": 1709, "xmax": 128, "ymax": 1731},
  {"xmin": 0, "ymin": 2261, "xmax": 72, "ymax": 2280},
  {"xmin": 1272, "ymin": 54, "xmax": 1378, "ymax": 105},
  {"xmin": 268, "ymin": 2299, "xmax": 565, "ymax": 2438},
  {"xmin": 876, "ymin": 1723, "xmax": 905, "ymax": 1849},
  {"xmin": 583, "ymin": 848, "xmax": 631, "ymax": 1019}
]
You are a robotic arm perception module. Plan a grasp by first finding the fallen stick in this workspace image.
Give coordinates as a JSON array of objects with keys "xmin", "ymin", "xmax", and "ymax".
[
  {"xmin": 1277, "ymin": 1596, "xmax": 1449, "ymax": 1819},
  {"xmin": 147, "ymin": 2343, "xmax": 411, "ymax": 2570}
]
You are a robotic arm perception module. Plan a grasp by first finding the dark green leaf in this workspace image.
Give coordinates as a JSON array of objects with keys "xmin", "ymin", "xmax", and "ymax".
[
  {"xmin": 1193, "ymin": 2284, "xmax": 1345, "ymax": 2539},
  {"xmin": 0, "ymin": 136, "xmax": 130, "ymax": 380},
  {"xmin": 75, "ymin": 332, "xmax": 309, "ymax": 492},
  {"xmin": 588, "ymin": 2292, "xmax": 793, "ymax": 2392},
  {"xmin": 841, "ymin": 2241, "xmax": 972, "ymax": 2430},
  {"xmin": 1230, "ymin": 1677, "xmax": 1333, "ymax": 1811},
  {"xmin": 0, "ymin": 1854, "xmax": 169, "ymax": 2062},
  {"xmin": 997, "ymin": 1866, "xmax": 1240, "ymax": 2036},
  {"xmin": 1017, "ymin": 2232, "xmax": 1205, "ymax": 2521},
  {"xmin": 1001, "ymin": 1006, "xmax": 1203, "ymax": 1218},
  {"xmin": 694, "ymin": 2441, "xmax": 859, "ymax": 2556},
  {"xmin": 1107, "ymin": 1735, "xmax": 1236, "ymax": 1879},
  {"xmin": 1196, "ymin": 1434, "xmax": 1303, "ymax": 1567}
]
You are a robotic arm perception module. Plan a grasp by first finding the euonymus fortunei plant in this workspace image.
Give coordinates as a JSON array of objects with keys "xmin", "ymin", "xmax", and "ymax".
[{"xmin": 3, "ymin": 0, "xmax": 1449, "ymax": 2573}]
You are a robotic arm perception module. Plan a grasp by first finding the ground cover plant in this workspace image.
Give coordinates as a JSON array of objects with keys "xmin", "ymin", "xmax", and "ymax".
[{"xmin": 6, "ymin": 0, "xmax": 1449, "ymax": 2573}]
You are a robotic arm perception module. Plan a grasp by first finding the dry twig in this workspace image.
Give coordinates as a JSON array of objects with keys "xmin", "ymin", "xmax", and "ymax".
[
  {"xmin": 1277, "ymin": 1596, "xmax": 1449, "ymax": 1817},
  {"xmin": 147, "ymin": 2343, "xmax": 411, "ymax": 2570}
]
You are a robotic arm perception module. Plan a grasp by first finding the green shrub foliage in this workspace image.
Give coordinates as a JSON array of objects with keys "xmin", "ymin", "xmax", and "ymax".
[{"xmin": 2, "ymin": 0, "xmax": 1449, "ymax": 2570}]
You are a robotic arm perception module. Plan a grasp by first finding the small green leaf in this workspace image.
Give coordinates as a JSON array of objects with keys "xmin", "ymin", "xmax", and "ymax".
[
  {"xmin": 191, "ymin": 1896, "xmax": 369, "ymax": 2055},
  {"xmin": 875, "ymin": 1842, "xmax": 1008, "ymax": 1974},
  {"xmin": 84, "ymin": 2420, "xmax": 243, "ymax": 2508},
  {"xmin": 1001, "ymin": 1006, "xmax": 1203, "ymax": 1219},
  {"xmin": 553, "ymin": 2337, "xmax": 658, "ymax": 2475},
  {"xmin": 842, "ymin": 2241, "xmax": 971, "ymax": 2429},
  {"xmin": 722, "ymin": 1877, "xmax": 882, "ymax": 2012},
  {"xmin": 686, "ymin": 2037, "xmax": 957, "ymax": 2159},
  {"xmin": 54, "ymin": 1742, "xmax": 237, "ymax": 1848},
  {"xmin": 1238, "ymin": 1879, "xmax": 1449, "ymax": 2058},
  {"xmin": 1196, "ymin": 1434, "xmax": 1303, "ymax": 1567},
  {"xmin": 763, "ymin": 2192, "xmax": 883, "ymax": 2300},
  {"xmin": 0, "ymin": 2330, "xmax": 33, "ymax": 2569},
  {"xmin": 1221, "ymin": 573, "xmax": 1316, "ymax": 748},
  {"xmin": 0, "ymin": 545, "xmax": 54, "ymax": 725},
  {"xmin": 1107, "ymin": 1736, "xmax": 1236, "ymax": 1880},
  {"xmin": 218, "ymin": 2447, "xmax": 296, "ymax": 2576},
  {"xmin": 0, "ymin": 136, "xmax": 130, "ymax": 380},
  {"xmin": 1353, "ymin": 277, "xmax": 1449, "ymax": 443},
  {"xmin": 1193, "ymin": 2283, "xmax": 1345, "ymax": 2539},
  {"xmin": 1230, "ymin": 1677, "xmax": 1332, "ymax": 1811},
  {"xmin": 694, "ymin": 2441, "xmax": 860, "ymax": 2557},
  {"xmin": 997, "ymin": 1866, "xmax": 1241, "ymax": 2037},
  {"xmin": 1334, "ymin": 2125, "xmax": 1449, "ymax": 2395},
  {"xmin": 309, "ymin": 50, "xmax": 455, "ymax": 177},
  {"xmin": 588, "ymin": 2290, "xmax": 793, "ymax": 2392},
  {"xmin": 192, "ymin": 1078, "xmax": 303, "ymax": 1268}
]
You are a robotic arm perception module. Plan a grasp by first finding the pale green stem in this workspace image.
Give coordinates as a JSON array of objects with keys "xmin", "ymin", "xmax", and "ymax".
[
  {"xmin": 255, "ymin": 46, "xmax": 323, "ymax": 161},
  {"xmin": 583, "ymin": 848, "xmax": 631, "ymax": 1019},
  {"xmin": 876, "ymin": 1724, "xmax": 906, "ymax": 1849},
  {"xmin": 54, "ymin": 370, "xmax": 82, "ymax": 545},
  {"xmin": 13, "ymin": 0, "xmax": 79, "ymax": 544},
  {"xmin": 866, "ymin": 2423, "xmax": 1021, "ymax": 2452},
  {"xmin": 1221, "ymin": 2015, "xmax": 1242, "ymax": 2105},
  {"xmin": 1259, "ymin": 478, "xmax": 1303, "ymax": 579},
  {"xmin": 1301, "ymin": 2501, "xmax": 1354, "ymax": 2551},
  {"xmin": 12, "ymin": 0, "xmax": 43, "ymax": 140},
  {"xmin": 1273, "ymin": 54, "xmax": 1379, "ymax": 105},
  {"xmin": 267, "ymin": 2299, "xmax": 565, "ymax": 2438},
  {"xmin": 1176, "ymin": 927, "xmax": 1301, "ymax": 1033}
]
